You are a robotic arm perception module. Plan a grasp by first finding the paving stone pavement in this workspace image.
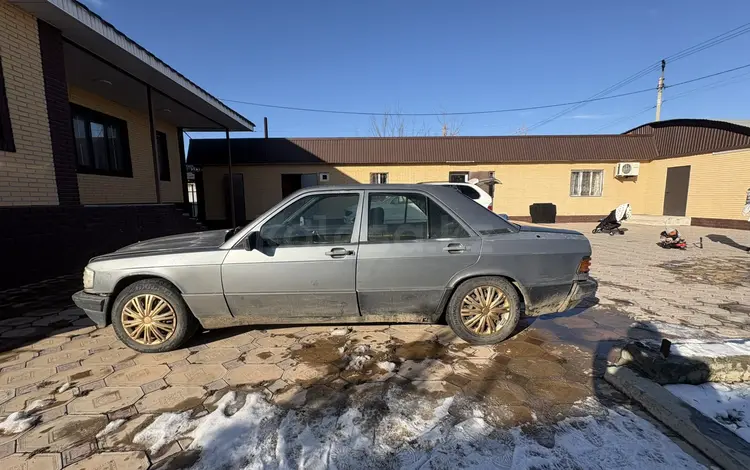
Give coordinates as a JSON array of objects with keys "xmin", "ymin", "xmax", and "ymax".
[
  {"xmin": 559, "ymin": 222, "xmax": 750, "ymax": 338},
  {"xmin": 0, "ymin": 224, "xmax": 748, "ymax": 468}
]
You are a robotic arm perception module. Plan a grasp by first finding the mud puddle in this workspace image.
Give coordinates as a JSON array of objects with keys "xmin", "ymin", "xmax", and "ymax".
[{"xmin": 657, "ymin": 257, "xmax": 750, "ymax": 287}]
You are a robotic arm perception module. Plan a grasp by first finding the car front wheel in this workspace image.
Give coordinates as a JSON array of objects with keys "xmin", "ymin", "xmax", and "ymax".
[
  {"xmin": 111, "ymin": 279, "xmax": 198, "ymax": 353},
  {"xmin": 446, "ymin": 277, "xmax": 520, "ymax": 345}
]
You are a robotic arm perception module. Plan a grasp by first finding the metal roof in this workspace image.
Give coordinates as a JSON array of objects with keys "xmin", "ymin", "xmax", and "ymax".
[
  {"xmin": 625, "ymin": 119, "xmax": 750, "ymax": 158},
  {"xmin": 188, "ymin": 119, "xmax": 750, "ymax": 166},
  {"xmin": 187, "ymin": 134, "xmax": 659, "ymax": 166}
]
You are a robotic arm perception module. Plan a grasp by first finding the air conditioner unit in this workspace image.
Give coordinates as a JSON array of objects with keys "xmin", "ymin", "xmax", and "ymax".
[
  {"xmin": 318, "ymin": 172, "xmax": 330, "ymax": 182},
  {"xmin": 615, "ymin": 162, "xmax": 640, "ymax": 177}
]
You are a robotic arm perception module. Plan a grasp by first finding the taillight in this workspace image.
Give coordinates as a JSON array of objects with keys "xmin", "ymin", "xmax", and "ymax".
[
  {"xmin": 488, "ymin": 204, "xmax": 493, "ymax": 211},
  {"xmin": 578, "ymin": 257, "xmax": 591, "ymax": 273}
]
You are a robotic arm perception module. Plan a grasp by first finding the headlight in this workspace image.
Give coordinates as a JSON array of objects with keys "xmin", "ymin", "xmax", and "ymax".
[{"xmin": 83, "ymin": 267, "xmax": 95, "ymax": 289}]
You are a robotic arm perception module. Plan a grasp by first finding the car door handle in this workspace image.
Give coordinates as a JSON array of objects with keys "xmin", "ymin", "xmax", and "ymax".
[
  {"xmin": 443, "ymin": 243, "xmax": 467, "ymax": 253},
  {"xmin": 325, "ymin": 247, "xmax": 354, "ymax": 257}
]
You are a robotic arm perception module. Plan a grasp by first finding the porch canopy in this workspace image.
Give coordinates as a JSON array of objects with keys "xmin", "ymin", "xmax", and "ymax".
[{"xmin": 11, "ymin": 0, "xmax": 254, "ymax": 132}]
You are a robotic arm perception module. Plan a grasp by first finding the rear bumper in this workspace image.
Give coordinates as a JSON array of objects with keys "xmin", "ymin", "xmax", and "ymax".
[
  {"xmin": 72, "ymin": 290, "xmax": 110, "ymax": 327},
  {"xmin": 558, "ymin": 278, "xmax": 598, "ymax": 312}
]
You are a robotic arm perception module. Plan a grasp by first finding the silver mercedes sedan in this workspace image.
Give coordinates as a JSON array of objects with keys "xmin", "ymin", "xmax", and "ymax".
[{"xmin": 72, "ymin": 184, "xmax": 596, "ymax": 352}]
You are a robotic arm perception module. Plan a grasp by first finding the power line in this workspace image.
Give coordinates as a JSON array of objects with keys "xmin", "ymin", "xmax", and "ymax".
[
  {"xmin": 523, "ymin": 21, "xmax": 750, "ymax": 133},
  {"xmin": 594, "ymin": 106, "xmax": 655, "ymax": 133},
  {"xmin": 218, "ymin": 62, "xmax": 750, "ymax": 118},
  {"xmin": 595, "ymin": 68, "xmax": 750, "ymax": 133},
  {"xmin": 667, "ymin": 62, "xmax": 750, "ymax": 88},
  {"xmin": 220, "ymin": 87, "xmax": 656, "ymax": 117}
]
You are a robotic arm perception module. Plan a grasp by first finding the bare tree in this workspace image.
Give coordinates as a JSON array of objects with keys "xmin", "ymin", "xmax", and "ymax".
[
  {"xmin": 437, "ymin": 112, "xmax": 463, "ymax": 136},
  {"xmin": 370, "ymin": 108, "xmax": 408, "ymax": 137},
  {"xmin": 370, "ymin": 109, "xmax": 461, "ymax": 137}
]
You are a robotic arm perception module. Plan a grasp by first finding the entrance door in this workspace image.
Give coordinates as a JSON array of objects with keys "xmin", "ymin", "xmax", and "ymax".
[{"xmin": 663, "ymin": 166, "xmax": 691, "ymax": 216}]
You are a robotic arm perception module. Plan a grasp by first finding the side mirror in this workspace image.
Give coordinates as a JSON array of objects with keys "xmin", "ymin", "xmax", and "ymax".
[{"xmin": 245, "ymin": 232, "xmax": 259, "ymax": 251}]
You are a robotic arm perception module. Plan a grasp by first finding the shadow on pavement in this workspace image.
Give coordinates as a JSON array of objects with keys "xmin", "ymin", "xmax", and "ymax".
[{"xmin": 706, "ymin": 234, "xmax": 750, "ymax": 253}]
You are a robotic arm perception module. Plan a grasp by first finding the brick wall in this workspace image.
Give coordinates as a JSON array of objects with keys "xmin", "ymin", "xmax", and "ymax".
[
  {"xmin": 640, "ymin": 148, "xmax": 750, "ymax": 220},
  {"xmin": 0, "ymin": 204, "xmax": 205, "ymax": 289},
  {"xmin": 201, "ymin": 162, "xmax": 649, "ymax": 221},
  {"xmin": 69, "ymin": 87, "xmax": 184, "ymax": 205},
  {"xmin": 0, "ymin": 0, "xmax": 57, "ymax": 206}
]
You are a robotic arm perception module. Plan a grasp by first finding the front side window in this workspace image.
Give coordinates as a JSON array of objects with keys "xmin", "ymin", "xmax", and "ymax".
[
  {"xmin": 370, "ymin": 172, "xmax": 388, "ymax": 184},
  {"xmin": 570, "ymin": 170, "xmax": 603, "ymax": 197},
  {"xmin": 156, "ymin": 131, "xmax": 170, "ymax": 181},
  {"xmin": 260, "ymin": 193, "xmax": 359, "ymax": 246},
  {"xmin": 0, "ymin": 56, "xmax": 14, "ymax": 152},
  {"xmin": 368, "ymin": 192, "xmax": 469, "ymax": 242},
  {"xmin": 71, "ymin": 104, "xmax": 132, "ymax": 177}
]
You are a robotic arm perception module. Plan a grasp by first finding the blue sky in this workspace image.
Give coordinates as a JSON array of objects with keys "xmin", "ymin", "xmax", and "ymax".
[{"xmin": 83, "ymin": 0, "xmax": 750, "ymax": 138}]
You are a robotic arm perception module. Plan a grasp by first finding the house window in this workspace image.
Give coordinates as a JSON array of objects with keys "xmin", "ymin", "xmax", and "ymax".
[
  {"xmin": 156, "ymin": 131, "xmax": 170, "ymax": 181},
  {"xmin": 570, "ymin": 170, "xmax": 603, "ymax": 197},
  {"xmin": 0, "ymin": 56, "xmax": 14, "ymax": 152},
  {"xmin": 71, "ymin": 104, "xmax": 132, "ymax": 177},
  {"xmin": 370, "ymin": 172, "xmax": 388, "ymax": 184},
  {"xmin": 449, "ymin": 171, "xmax": 469, "ymax": 183}
]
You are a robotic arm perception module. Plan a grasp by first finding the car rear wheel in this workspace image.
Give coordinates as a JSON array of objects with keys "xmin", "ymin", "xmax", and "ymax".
[
  {"xmin": 446, "ymin": 277, "xmax": 520, "ymax": 345},
  {"xmin": 111, "ymin": 279, "xmax": 198, "ymax": 353}
]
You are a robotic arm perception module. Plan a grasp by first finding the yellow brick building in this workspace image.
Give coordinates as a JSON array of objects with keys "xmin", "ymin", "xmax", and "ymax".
[
  {"xmin": 188, "ymin": 120, "xmax": 750, "ymax": 230},
  {"xmin": 0, "ymin": 0, "xmax": 254, "ymax": 288}
]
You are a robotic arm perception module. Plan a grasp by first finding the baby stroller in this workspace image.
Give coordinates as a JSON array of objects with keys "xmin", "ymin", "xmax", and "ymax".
[
  {"xmin": 592, "ymin": 203, "xmax": 631, "ymax": 235},
  {"xmin": 659, "ymin": 228, "xmax": 687, "ymax": 250}
]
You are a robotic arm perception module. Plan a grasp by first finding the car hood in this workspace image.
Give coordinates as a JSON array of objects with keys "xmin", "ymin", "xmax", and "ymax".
[{"xmin": 114, "ymin": 229, "xmax": 232, "ymax": 255}]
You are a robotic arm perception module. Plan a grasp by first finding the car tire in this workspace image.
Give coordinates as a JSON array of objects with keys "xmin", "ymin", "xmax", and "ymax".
[
  {"xmin": 111, "ymin": 279, "xmax": 198, "ymax": 353},
  {"xmin": 446, "ymin": 276, "xmax": 520, "ymax": 345}
]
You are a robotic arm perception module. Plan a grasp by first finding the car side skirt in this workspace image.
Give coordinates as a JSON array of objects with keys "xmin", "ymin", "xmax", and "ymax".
[{"xmin": 197, "ymin": 313, "xmax": 434, "ymax": 330}]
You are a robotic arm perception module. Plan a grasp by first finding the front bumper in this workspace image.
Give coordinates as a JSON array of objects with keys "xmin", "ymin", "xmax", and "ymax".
[
  {"xmin": 72, "ymin": 290, "xmax": 110, "ymax": 327},
  {"xmin": 557, "ymin": 278, "xmax": 598, "ymax": 312}
]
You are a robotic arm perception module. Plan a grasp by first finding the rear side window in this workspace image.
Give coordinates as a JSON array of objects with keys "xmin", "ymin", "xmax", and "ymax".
[{"xmin": 368, "ymin": 192, "xmax": 468, "ymax": 242}]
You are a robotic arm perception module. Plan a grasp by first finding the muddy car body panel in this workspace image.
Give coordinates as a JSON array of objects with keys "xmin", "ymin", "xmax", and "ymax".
[{"xmin": 73, "ymin": 184, "xmax": 596, "ymax": 330}]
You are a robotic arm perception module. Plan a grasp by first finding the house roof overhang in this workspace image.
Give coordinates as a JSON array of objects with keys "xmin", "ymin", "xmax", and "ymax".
[{"xmin": 10, "ymin": 0, "xmax": 254, "ymax": 132}]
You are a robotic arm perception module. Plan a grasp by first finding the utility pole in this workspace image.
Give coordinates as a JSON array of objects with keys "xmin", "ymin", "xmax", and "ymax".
[{"xmin": 655, "ymin": 59, "xmax": 666, "ymax": 121}]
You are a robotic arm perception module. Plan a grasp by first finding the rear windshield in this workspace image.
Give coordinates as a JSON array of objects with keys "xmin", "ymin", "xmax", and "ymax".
[{"xmin": 442, "ymin": 184, "xmax": 480, "ymax": 200}]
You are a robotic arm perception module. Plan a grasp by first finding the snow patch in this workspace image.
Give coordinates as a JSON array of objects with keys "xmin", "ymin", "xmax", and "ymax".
[
  {"xmin": 0, "ymin": 411, "xmax": 39, "ymax": 435},
  {"xmin": 666, "ymin": 382, "xmax": 750, "ymax": 443},
  {"xmin": 25, "ymin": 398, "xmax": 54, "ymax": 413},
  {"xmin": 377, "ymin": 361, "xmax": 396, "ymax": 373},
  {"xmin": 342, "ymin": 343, "xmax": 374, "ymax": 371},
  {"xmin": 133, "ymin": 411, "xmax": 195, "ymax": 453},
  {"xmin": 132, "ymin": 389, "xmax": 704, "ymax": 469},
  {"xmin": 96, "ymin": 419, "xmax": 125, "ymax": 439},
  {"xmin": 330, "ymin": 328, "xmax": 349, "ymax": 336},
  {"xmin": 632, "ymin": 321, "xmax": 715, "ymax": 340},
  {"xmin": 670, "ymin": 339, "xmax": 750, "ymax": 358}
]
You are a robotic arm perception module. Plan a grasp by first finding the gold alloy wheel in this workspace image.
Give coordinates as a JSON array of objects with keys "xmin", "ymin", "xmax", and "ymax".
[
  {"xmin": 121, "ymin": 294, "xmax": 176, "ymax": 345},
  {"xmin": 460, "ymin": 286, "xmax": 510, "ymax": 335}
]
